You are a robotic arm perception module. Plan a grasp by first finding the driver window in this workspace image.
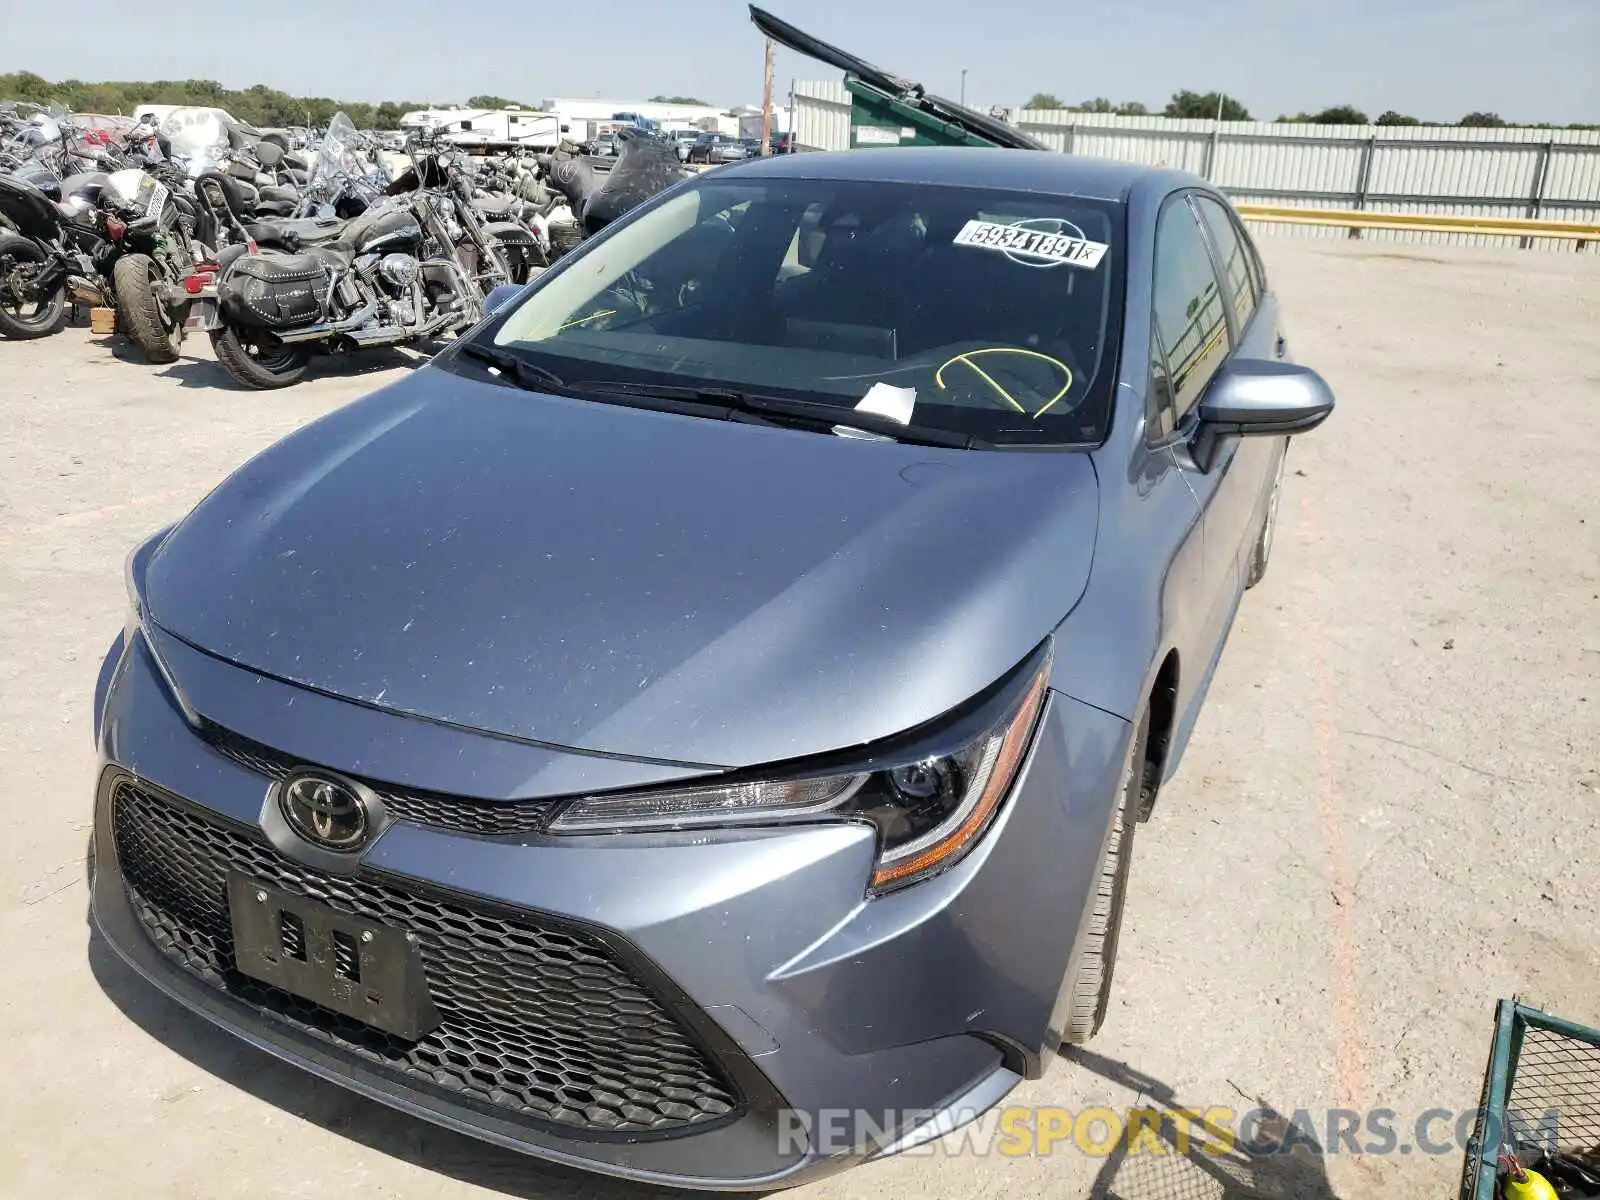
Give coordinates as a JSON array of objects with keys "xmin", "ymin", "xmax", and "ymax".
[{"xmin": 1152, "ymin": 196, "xmax": 1231, "ymax": 421}]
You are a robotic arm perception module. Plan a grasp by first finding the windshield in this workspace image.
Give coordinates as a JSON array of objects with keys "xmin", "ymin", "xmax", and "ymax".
[
  {"xmin": 313, "ymin": 113, "xmax": 364, "ymax": 191},
  {"xmin": 159, "ymin": 107, "xmax": 229, "ymax": 159},
  {"xmin": 484, "ymin": 175, "xmax": 1126, "ymax": 446}
]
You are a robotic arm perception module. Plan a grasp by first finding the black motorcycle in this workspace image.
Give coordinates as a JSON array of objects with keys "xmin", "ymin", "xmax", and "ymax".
[
  {"xmin": 203, "ymin": 114, "xmax": 529, "ymax": 389},
  {"xmin": 0, "ymin": 161, "xmax": 203, "ymax": 356},
  {"xmin": 99, "ymin": 167, "xmax": 205, "ymax": 362},
  {"xmin": 536, "ymin": 129, "xmax": 688, "ymax": 261},
  {"xmin": 0, "ymin": 169, "xmax": 105, "ymax": 339},
  {"xmin": 383, "ymin": 137, "xmax": 544, "ymax": 286}
]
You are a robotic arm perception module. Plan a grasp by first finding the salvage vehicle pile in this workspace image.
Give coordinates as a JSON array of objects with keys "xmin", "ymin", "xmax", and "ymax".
[{"xmin": 0, "ymin": 101, "xmax": 689, "ymax": 387}]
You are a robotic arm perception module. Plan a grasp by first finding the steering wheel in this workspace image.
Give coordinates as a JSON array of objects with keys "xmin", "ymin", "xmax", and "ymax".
[{"xmin": 933, "ymin": 346, "xmax": 1075, "ymax": 418}]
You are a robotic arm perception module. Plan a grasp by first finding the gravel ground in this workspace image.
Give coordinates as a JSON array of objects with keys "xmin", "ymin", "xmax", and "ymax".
[{"xmin": 0, "ymin": 238, "xmax": 1595, "ymax": 1200}]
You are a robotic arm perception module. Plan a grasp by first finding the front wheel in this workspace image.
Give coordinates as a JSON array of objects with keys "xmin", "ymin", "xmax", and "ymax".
[
  {"xmin": 209, "ymin": 326, "xmax": 312, "ymax": 389},
  {"xmin": 112, "ymin": 253, "xmax": 183, "ymax": 364},
  {"xmin": 1060, "ymin": 709, "xmax": 1150, "ymax": 1045},
  {"xmin": 0, "ymin": 233, "xmax": 65, "ymax": 340},
  {"xmin": 1245, "ymin": 442, "xmax": 1288, "ymax": 589}
]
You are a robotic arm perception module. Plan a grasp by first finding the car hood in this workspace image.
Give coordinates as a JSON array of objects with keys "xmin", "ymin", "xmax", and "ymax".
[{"xmin": 146, "ymin": 366, "xmax": 1099, "ymax": 770}]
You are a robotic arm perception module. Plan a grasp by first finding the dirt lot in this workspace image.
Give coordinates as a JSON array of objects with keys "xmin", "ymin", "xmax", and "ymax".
[{"xmin": 1, "ymin": 239, "xmax": 1596, "ymax": 1200}]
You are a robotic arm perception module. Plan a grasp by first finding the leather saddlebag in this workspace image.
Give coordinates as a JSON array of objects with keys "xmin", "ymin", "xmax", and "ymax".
[{"xmin": 219, "ymin": 253, "xmax": 330, "ymax": 330}]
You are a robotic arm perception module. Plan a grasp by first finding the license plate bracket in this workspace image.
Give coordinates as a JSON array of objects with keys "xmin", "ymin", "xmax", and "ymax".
[
  {"xmin": 184, "ymin": 295, "xmax": 220, "ymax": 332},
  {"xmin": 227, "ymin": 873, "xmax": 440, "ymax": 1041}
]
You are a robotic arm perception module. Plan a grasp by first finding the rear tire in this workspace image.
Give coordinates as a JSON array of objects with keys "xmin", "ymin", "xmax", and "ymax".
[
  {"xmin": 112, "ymin": 254, "xmax": 182, "ymax": 364},
  {"xmin": 210, "ymin": 326, "xmax": 312, "ymax": 389},
  {"xmin": 0, "ymin": 234, "xmax": 65, "ymax": 340},
  {"xmin": 1061, "ymin": 710, "xmax": 1151, "ymax": 1045}
]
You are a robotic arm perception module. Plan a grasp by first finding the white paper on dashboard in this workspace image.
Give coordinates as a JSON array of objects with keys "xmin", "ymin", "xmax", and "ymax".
[{"xmin": 853, "ymin": 382, "xmax": 916, "ymax": 425}]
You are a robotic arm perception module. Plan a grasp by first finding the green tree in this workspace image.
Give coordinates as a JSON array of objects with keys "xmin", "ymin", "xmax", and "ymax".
[
  {"xmin": 648, "ymin": 94, "xmax": 710, "ymax": 106},
  {"xmin": 1308, "ymin": 104, "xmax": 1368, "ymax": 124},
  {"xmin": 1458, "ymin": 111, "xmax": 1506, "ymax": 127},
  {"xmin": 1164, "ymin": 90, "xmax": 1251, "ymax": 120},
  {"xmin": 1024, "ymin": 92, "xmax": 1068, "ymax": 110},
  {"xmin": 1071, "ymin": 97, "xmax": 1150, "ymax": 116},
  {"xmin": 1375, "ymin": 110, "xmax": 1421, "ymax": 125},
  {"xmin": 466, "ymin": 94, "xmax": 529, "ymax": 109}
]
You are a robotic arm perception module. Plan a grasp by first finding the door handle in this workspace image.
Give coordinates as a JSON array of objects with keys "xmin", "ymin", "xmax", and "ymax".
[{"xmin": 1274, "ymin": 334, "xmax": 1287, "ymax": 359}]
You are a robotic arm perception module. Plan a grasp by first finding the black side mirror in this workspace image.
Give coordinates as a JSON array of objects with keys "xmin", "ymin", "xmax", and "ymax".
[
  {"xmin": 1192, "ymin": 358, "xmax": 1333, "ymax": 468},
  {"xmin": 255, "ymin": 142, "xmax": 284, "ymax": 168}
]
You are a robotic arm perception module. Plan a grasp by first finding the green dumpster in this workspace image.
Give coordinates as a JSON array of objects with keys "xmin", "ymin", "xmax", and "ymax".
[
  {"xmin": 1459, "ymin": 999, "xmax": 1600, "ymax": 1200},
  {"xmin": 844, "ymin": 76, "xmax": 1009, "ymax": 149}
]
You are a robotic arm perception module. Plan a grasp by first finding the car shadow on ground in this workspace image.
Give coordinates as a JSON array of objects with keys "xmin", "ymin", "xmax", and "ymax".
[
  {"xmin": 84, "ymin": 908, "xmax": 754, "ymax": 1200},
  {"xmin": 1061, "ymin": 1047, "xmax": 1340, "ymax": 1200}
]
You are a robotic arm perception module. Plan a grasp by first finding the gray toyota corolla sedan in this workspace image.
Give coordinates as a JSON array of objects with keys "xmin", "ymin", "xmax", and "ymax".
[{"xmin": 93, "ymin": 148, "xmax": 1332, "ymax": 1189}]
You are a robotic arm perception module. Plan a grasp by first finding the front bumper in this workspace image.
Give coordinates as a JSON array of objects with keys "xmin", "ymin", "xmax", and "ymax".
[{"xmin": 91, "ymin": 629, "xmax": 1131, "ymax": 1189}]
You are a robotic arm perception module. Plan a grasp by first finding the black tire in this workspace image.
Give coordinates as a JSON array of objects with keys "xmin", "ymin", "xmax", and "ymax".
[
  {"xmin": 0, "ymin": 234, "xmax": 65, "ymax": 340},
  {"xmin": 210, "ymin": 325, "xmax": 312, "ymax": 389},
  {"xmin": 1246, "ymin": 442, "xmax": 1288, "ymax": 589},
  {"xmin": 1061, "ymin": 709, "xmax": 1151, "ymax": 1045},
  {"xmin": 112, "ymin": 254, "xmax": 183, "ymax": 364}
]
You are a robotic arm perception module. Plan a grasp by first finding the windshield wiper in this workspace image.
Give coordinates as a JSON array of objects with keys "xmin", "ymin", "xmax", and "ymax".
[
  {"xmin": 455, "ymin": 341, "xmax": 572, "ymax": 393},
  {"xmin": 581, "ymin": 381, "xmax": 991, "ymax": 449},
  {"xmin": 453, "ymin": 345, "xmax": 749, "ymax": 423}
]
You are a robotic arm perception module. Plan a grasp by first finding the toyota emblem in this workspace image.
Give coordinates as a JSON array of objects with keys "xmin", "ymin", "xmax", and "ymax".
[{"xmin": 279, "ymin": 772, "xmax": 369, "ymax": 852}]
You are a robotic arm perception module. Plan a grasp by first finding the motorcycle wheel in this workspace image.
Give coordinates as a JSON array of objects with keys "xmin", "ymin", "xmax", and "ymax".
[
  {"xmin": 487, "ymin": 235, "xmax": 529, "ymax": 285},
  {"xmin": 112, "ymin": 253, "xmax": 183, "ymax": 364},
  {"xmin": 210, "ymin": 326, "xmax": 312, "ymax": 390},
  {"xmin": 0, "ymin": 234, "xmax": 66, "ymax": 340}
]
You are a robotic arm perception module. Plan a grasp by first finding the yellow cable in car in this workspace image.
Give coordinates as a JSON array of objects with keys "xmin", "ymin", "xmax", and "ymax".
[{"xmin": 935, "ymin": 347, "xmax": 1073, "ymax": 418}]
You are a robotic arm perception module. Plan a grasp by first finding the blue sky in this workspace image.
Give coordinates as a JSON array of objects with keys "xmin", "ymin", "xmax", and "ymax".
[{"xmin": 6, "ymin": 0, "xmax": 1597, "ymax": 124}]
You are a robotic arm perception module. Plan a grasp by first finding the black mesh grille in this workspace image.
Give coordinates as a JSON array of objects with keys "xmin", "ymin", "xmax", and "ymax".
[
  {"xmin": 1509, "ymin": 1025, "xmax": 1600, "ymax": 1151},
  {"xmin": 112, "ymin": 778, "xmax": 739, "ymax": 1134},
  {"xmin": 204, "ymin": 726, "xmax": 553, "ymax": 838}
]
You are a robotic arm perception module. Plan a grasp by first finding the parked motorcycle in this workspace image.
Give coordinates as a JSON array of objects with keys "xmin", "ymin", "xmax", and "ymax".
[
  {"xmin": 383, "ymin": 134, "xmax": 545, "ymax": 285},
  {"xmin": 1, "ymin": 106, "xmax": 204, "ymax": 354},
  {"xmin": 536, "ymin": 129, "xmax": 688, "ymax": 261},
  {"xmin": 102, "ymin": 167, "xmax": 204, "ymax": 362},
  {"xmin": 0, "ymin": 166, "xmax": 108, "ymax": 339},
  {"xmin": 204, "ymin": 113, "xmax": 510, "ymax": 389}
]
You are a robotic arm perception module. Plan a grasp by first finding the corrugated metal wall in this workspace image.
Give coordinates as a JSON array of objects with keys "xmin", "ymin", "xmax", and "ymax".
[
  {"xmin": 792, "ymin": 80, "xmax": 852, "ymax": 156},
  {"xmin": 789, "ymin": 87, "xmax": 1600, "ymax": 250}
]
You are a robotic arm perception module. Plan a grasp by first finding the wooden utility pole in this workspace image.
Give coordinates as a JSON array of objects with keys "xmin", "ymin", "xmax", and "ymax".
[{"xmin": 760, "ymin": 37, "xmax": 774, "ymax": 155}]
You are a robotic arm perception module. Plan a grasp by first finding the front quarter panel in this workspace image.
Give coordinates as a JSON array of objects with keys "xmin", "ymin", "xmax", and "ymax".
[{"xmin": 1058, "ymin": 175, "xmax": 1206, "ymax": 727}]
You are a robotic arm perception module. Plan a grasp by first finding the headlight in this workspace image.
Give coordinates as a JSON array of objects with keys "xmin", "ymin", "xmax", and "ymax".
[
  {"xmin": 549, "ymin": 642, "xmax": 1051, "ymax": 894},
  {"xmin": 123, "ymin": 526, "xmax": 198, "ymax": 725},
  {"xmin": 124, "ymin": 537, "xmax": 150, "ymax": 645}
]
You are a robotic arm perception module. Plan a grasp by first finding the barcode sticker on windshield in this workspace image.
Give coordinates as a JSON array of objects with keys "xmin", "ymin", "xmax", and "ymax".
[{"xmin": 952, "ymin": 219, "xmax": 1109, "ymax": 269}]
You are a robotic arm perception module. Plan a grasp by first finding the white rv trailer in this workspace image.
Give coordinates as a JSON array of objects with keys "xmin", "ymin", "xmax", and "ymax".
[{"xmin": 396, "ymin": 106, "xmax": 569, "ymax": 149}]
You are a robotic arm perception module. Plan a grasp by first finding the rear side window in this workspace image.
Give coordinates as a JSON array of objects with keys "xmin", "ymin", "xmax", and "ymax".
[
  {"xmin": 1152, "ymin": 196, "xmax": 1231, "ymax": 419},
  {"xmin": 1193, "ymin": 195, "xmax": 1257, "ymax": 330}
]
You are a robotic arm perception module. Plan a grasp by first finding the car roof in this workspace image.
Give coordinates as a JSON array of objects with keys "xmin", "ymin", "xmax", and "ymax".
[{"xmin": 716, "ymin": 146, "xmax": 1194, "ymax": 202}]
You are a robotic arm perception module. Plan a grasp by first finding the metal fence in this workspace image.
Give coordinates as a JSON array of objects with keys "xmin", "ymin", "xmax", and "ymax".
[{"xmin": 790, "ymin": 82, "xmax": 1600, "ymax": 250}]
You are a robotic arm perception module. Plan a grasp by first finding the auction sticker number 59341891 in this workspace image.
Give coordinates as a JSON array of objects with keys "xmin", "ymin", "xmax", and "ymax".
[{"xmin": 952, "ymin": 219, "xmax": 1109, "ymax": 270}]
